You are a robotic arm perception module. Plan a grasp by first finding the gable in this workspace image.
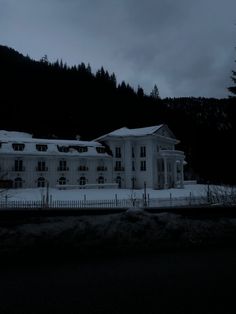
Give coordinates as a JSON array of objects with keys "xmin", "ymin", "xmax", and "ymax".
[{"xmin": 155, "ymin": 125, "xmax": 176, "ymax": 139}]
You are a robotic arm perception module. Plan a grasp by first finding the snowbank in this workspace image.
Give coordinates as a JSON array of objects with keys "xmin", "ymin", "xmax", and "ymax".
[{"xmin": 1, "ymin": 210, "xmax": 236, "ymax": 256}]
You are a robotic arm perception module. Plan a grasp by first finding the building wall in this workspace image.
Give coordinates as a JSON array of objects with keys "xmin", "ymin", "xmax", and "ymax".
[{"xmin": 0, "ymin": 130, "xmax": 185, "ymax": 190}]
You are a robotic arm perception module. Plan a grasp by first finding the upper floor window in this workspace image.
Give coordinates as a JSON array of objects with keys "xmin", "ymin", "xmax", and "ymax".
[
  {"xmin": 78, "ymin": 165, "xmax": 88, "ymax": 171},
  {"xmin": 96, "ymin": 147, "xmax": 106, "ymax": 154},
  {"xmin": 140, "ymin": 146, "xmax": 146, "ymax": 158},
  {"xmin": 140, "ymin": 160, "xmax": 146, "ymax": 171},
  {"xmin": 132, "ymin": 147, "xmax": 135, "ymax": 158},
  {"xmin": 14, "ymin": 160, "xmax": 24, "ymax": 172},
  {"xmin": 132, "ymin": 161, "xmax": 135, "ymax": 171},
  {"xmin": 115, "ymin": 161, "xmax": 124, "ymax": 171},
  {"xmin": 36, "ymin": 144, "xmax": 48, "ymax": 152},
  {"xmin": 36, "ymin": 161, "xmax": 48, "ymax": 172},
  {"xmin": 58, "ymin": 160, "xmax": 69, "ymax": 171},
  {"xmin": 12, "ymin": 143, "xmax": 25, "ymax": 151},
  {"xmin": 115, "ymin": 147, "xmax": 121, "ymax": 158}
]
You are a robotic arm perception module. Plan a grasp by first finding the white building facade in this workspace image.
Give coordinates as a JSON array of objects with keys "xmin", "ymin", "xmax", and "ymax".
[{"xmin": 0, "ymin": 125, "xmax": 185, "ymax": 190}]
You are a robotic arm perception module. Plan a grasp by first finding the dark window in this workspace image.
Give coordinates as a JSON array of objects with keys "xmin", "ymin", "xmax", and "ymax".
[
  {"xmin": 37, "ymin": 177, "xmax": 46, "ymax": 187},
  {"xmin": 58, "ymin": 177, "xmax": 66, "ymax": 185},
  {"xmin": 157, "ymin": 159, "xmax": 164, "ymax": 172},
  {"xmin": 132, "ymin": 161, "xmax": 135, "ymax": 171},
  {"xmin": 116, "ymin": 176, "xmax": 122, "ymax": 189},
  {"xmin": 115, "ymin": 161, "xmax": 124, "ymax": 171},
  {"xmin": 14, "ymin": 160, "xmax": 24, "ymax": 172},
  {"xmin": 36, "ymin": 144, "xmax": 48, "ymax": 152},
  {"xmin": 14, "ymin": 177, "xmax": 23, "ymax": 188},
  {"xmin": 140, "ymin": 146, "xmax": 146, "ymax": 158},
  {"xmin": 140, "ymin": 160, "xmax": 146, "ymax": 171},
  {"xmin": 58, "ymin": 160, "xmax": 69, "ymax": 171},
  {"xmin": 57, "ymin": 145, "xmax": 69, "ymax": 153},
  {"xmin": 78, "ymin": 146, "xmax": 88, "ymax": 153},
  {"xmin": 96, "ymin": 147, "xmax": 106, "ymax": 154},
  {"xmin": 12, "ymin": 143, "xmax": 25, "ymax": 151},
  {"xmin": 115, "ymin": 147, "xmax": 121, "ymax": 158},
  {"xmin": 79, "ymin": 176, "xmax": 86, "ymax": 185},
  {"xmin": 132, "ymin": 147, "xmax": 135, "ymax": 158},
  {"xmin": 98, "ymin": 176, "xmax": 105, "ymax": 184},
  {"xmin": 36, "ymin": 161, "xmax": 48, "ymax": 172}
]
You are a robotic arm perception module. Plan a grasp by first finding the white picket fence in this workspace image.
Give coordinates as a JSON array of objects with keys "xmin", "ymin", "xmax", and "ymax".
[{"xmin": 0, "ymin": 194, "xmax": 209, "ymax": 210}]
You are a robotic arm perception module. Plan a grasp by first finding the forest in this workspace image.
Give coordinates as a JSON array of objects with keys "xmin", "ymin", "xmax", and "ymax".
[{"xmin": 0, "ymin": 45, "xmax": 235, "ymax": 184}]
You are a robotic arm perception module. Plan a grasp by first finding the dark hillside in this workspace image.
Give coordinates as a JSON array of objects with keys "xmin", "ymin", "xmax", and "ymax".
[{"xmin": 0, "ymin": 45, "xmax": 235, "ymax": 184}]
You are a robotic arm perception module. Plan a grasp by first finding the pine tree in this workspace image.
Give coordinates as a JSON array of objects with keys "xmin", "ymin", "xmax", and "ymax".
[
  {"xmin": 228, "ymin": 59, "xmax": 236, "ymax": 96},
  {"xmin": 150, "ymin": 84, "xmax": 160, "ymax": 99}
]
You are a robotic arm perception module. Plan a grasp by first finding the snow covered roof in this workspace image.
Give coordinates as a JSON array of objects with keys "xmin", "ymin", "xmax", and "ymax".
[
  {"xmin": 0, "ymin": 130, "xmax": 32, "ymax": 140},
  {"xmin": 95, "ymin": 125, "xmax": 165, "ymax": 140},
  {"xmin": 0, "ymin": 130, "xmax": 99, "ymax": 146},
  {"xmin": 0, "ymin": 130, "xmax": 109, "ymax": 157}
]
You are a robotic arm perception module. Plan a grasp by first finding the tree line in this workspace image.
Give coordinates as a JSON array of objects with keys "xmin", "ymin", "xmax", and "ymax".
[{"xmin": 0, "ymin": 45, "xmax": 235, "ymax": 184}]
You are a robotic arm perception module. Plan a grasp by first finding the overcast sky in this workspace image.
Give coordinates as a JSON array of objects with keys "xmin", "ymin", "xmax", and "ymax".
[{"xmin": 1, "ymin": 0, "xmax": 236, "ymax": 98}]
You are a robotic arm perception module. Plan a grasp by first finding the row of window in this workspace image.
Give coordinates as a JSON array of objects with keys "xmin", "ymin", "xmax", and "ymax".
[
  {"xmin": 115, "ymin": 146, "xmax": 146, "ymax": 158},
  {"xmin": 13, "ymin": 176, "xmax": 110, "ymax": 188},
  {"xmin": 11, "ymin": 160, "xmax": 147, "ymax": 172},
  {"xmin": 115, "ymin": 161, "xmax": 146, "ymax": 171},
  {"xmin": 6, "ymin": 143, "xmax": 106, "ymax": 154},
  {"xmin": 115, "ymin": 145, "xmax": 174, "ymax": 158},
  {"xmin": 11, "ymin": 160, "xmax": 108, "ymax": 172}
]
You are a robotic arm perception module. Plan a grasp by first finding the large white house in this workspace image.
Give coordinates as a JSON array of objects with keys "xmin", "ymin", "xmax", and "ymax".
[{"xmin": 0, "ymin": 125, "xmax": 185, "ymax": 190}]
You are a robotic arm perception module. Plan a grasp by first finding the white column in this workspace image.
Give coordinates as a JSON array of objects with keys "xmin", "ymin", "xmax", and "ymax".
[
  {"xmin": 124, "ymin": 140, "xmax": 132, "ymax": 188},
  {"xmin": 180, "ymin": 160, "xmax": 184, "ymax": 188},
  {"xmin": 164, "ymin": 158, "xmax": 168, "ymax": 189},
  {"xmin": 173, "ymin": 159, "xmax": 177, "ymax": 188}
]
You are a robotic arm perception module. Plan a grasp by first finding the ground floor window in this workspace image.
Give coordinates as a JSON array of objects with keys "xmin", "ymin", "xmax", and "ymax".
[
  {"xmin": 14, "ymin": 177, "xmax": 23, "ymax": 188},
  {"xmin": 37, "ymin": 177, "xmax": 46, "ymax": 188},
  {"xmin": 58, "ymin": 177, "xmax": 66, "ymax": 185},
  {"xmin": 116, "ymin": 176, "xmax": 122, "ymax": 188},
  {"xmin": 98, "ymin": 176, "xmax": 105, "ymax": 184},
  {"xmin": 79, "ymin": 176, "xmax": 86, "ymax": 185}
]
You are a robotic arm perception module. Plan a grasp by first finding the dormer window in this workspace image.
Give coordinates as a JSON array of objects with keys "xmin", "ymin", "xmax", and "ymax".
[
  {"xmin": 36, "ymin": 144, "xmax": 48, "ymax": 152},
  {"xmin": 78, "ymin": 146, "xmax": 88, "ymax": 153},
  {"xmin": 12, "ymin": 143, "xmax": 25, "ymax": 151},
  {"xmin": 96, "ymin": 147, "xmax": 105, "ymax": 154},
  {"xmin": 57, "ymin": 145, "xmax": 69, "ymax": 153}
]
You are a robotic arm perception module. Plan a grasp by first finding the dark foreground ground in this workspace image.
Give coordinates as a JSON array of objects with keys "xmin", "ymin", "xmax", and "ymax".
[
  {"xmin": 0, "ymin": 209, "xmax": 236, "ymax": 314},
  {"xmin": 0, "ymin": 246, "xmax": 236, "ymax": 314}
]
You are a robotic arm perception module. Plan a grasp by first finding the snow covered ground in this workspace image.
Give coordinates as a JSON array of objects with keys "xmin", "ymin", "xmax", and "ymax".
[{"xmin": 1, "ymin": 184, "xmax": 207, "ymax": 202}]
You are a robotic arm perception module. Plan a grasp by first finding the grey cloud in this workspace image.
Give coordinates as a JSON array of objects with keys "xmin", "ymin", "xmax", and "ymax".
[{"xmin": 0, "ymin": 0, "xmax": 235, "ymax": 97}]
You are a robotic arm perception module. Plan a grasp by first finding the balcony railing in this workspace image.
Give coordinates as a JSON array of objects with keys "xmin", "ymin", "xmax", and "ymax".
[
  {"xmin": 12, "ymin": 167, "xmax": 25, "ymax": 172},
  {"xmin": 57, "ymin": 167, "xmax": 69, "ymax": 171},
  {"xmin": 78, "ymin": 166, "xmax": 89, "ymax": 171},
  {"xmin": 114, "ymin": 166, "xmax": 124, "ymax": 171},
  {"xmin": 36, "ymin": 167, "xmax": 48, "ymax": 172},
  {"xmin": 97, "ymin": 166, "xmax": 107, "ymax": 171}
]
